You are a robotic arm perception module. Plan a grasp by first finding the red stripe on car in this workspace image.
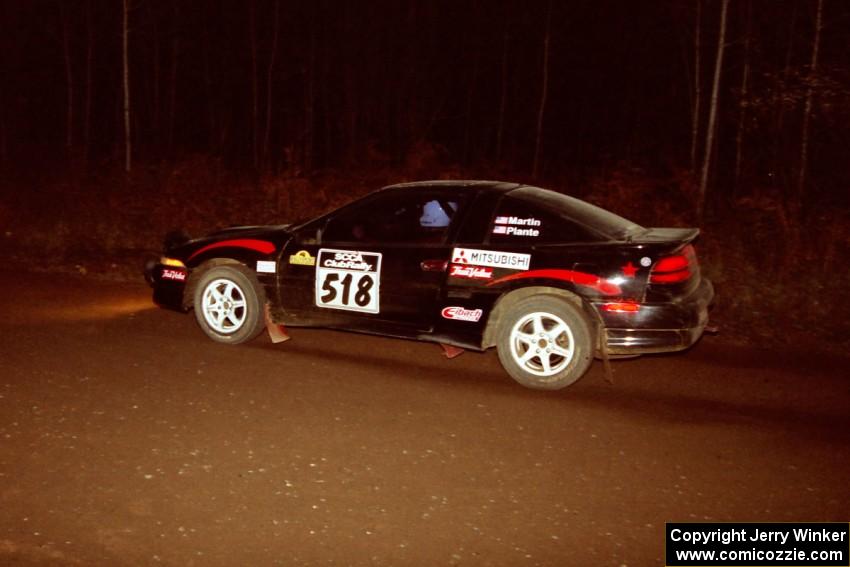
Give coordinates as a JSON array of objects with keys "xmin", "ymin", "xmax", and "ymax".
[
  {"xmin": 188, "ymin": 239, "xmax": 276, "ymax": 261},
  {"xmin": 486, "ymin": 269, "xmax": 621, "ymax": 295}
]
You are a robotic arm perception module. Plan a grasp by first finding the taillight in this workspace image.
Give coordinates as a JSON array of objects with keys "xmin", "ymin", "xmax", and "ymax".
[
  {"xmin": 650, "ymin": 244, "xmax": 697, "ymax": 284},
  {"xmin": 600, "ymin": 301, "xmax": 641, "ymax": 313}
]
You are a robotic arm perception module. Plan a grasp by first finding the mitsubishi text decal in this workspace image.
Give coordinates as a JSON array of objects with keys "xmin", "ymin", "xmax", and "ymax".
[{"xmin": 452, "ymin": 248, "xmax": 531, "ymax": 271}]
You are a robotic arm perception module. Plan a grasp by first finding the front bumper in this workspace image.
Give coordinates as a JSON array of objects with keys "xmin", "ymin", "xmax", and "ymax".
[
  {"xmin": 144, "ymin": 258, "xmax": 190, "ymax": 312},
  {"xmin": 593, "ymin": 278, "xmax": 714, "ymax": 355}
]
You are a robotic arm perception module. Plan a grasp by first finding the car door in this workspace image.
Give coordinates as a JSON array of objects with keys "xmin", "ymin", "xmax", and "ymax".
[{"xmin": 277, "ymin": 188, "xmax": 468, "ymax": 334}]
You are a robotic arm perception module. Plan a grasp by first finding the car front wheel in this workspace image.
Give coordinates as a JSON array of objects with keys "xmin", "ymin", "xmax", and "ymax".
[
  {"xmin": 496, "ymin": 296, "xmax": 593, "ymax": 390},
  {"xmin": 193, "ymin": 264, "xmax": 266, "ymax": 344}
]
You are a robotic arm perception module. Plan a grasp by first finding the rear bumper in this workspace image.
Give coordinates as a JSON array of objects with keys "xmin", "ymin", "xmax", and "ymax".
[{"xmin": 593, "ymin": 278, "xmax": 714, "ymax": 355}]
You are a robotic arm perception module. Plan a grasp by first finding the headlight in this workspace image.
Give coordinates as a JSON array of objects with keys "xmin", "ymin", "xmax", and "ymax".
[{"xmin": 160, "ymin": 257, "xmax": 186, "ymax": 268}]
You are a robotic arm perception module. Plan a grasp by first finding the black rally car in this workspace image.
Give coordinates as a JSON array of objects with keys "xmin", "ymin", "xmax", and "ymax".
[{"xmin": 145, "ymin": 180, "xmax": 714, "ymax": 390}]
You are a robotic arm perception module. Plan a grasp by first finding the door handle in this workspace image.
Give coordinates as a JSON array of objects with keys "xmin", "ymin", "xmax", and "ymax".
[{"xmin": 420, "ymin": 259, "xmax": 448, "ymax": 272}]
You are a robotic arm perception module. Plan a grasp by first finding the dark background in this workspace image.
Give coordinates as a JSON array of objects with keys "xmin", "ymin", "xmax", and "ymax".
[
  {"xmin": 1, "ymin": 0, "xmax": 849, "ymax": 349},
  {"xmin": 3, "ymin": 1, "xmax": 849, "ymax": 198}
]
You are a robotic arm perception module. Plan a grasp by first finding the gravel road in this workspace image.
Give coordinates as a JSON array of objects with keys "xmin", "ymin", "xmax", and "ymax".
[{"xmin": 1, "ymin": 272, "xmax": 848, "ymax": 566}]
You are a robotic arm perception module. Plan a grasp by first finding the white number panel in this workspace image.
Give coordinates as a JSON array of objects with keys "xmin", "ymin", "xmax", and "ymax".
[{"xmin": 315, "ymin": 249, "xmax": 382, "ymax": 314}]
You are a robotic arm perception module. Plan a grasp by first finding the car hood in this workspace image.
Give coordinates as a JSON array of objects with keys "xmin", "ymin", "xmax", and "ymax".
[
  {"xmin": 204, "ymin": 224, "xmax": 292, "ymax": 240},
  {"xmin": 165, "ymin": 224, "xmax": 293, "ymax": 258}
]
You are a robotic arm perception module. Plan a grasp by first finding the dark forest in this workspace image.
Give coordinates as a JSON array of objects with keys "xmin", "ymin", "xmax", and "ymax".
[{"xmin": 1, "ymin": 0, "xmax": 849, "ymax": 347}]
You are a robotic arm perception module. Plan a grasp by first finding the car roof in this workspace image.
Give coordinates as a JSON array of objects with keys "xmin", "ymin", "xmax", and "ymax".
[{"xmin": 382, "ymin": 180, "xmax": 521, "ymax": 193}]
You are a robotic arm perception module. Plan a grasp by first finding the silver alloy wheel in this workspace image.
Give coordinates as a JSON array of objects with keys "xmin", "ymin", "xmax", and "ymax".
[
  {"xmin": 508, "ymin": 311, "xmax": 576, "ymax": 377},
  {"xmin": 200, "ymin": 278, "xmax": 248, "ymax": 334}
]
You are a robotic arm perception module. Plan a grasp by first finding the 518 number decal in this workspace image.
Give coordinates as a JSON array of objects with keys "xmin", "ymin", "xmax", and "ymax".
[
  {"xmin": 320, "ymin": 272, "xmax": 374, "ymax": 307},
  {"xmin": 315, "ymin": 249, "xmax": 381, "ymax": 314}
]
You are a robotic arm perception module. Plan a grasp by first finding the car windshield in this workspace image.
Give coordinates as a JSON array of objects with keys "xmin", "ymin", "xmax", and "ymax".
[{"xmin": 509, "ymin": 186, "xmax": 643, "ymax": 240}]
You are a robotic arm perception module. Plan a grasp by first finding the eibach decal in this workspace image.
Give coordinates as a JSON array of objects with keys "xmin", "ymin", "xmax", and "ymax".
[
  {"xmin": 188, "ymin": 239, "xmax": 276, "ymax": 261},
  {"xmin": 492, "ymin": 216, "xmax": 541, "ymax": 237},
  {"xmin": 161, "ymin": 269, "xmax": 186, "ymax": 281},
  {"xmin": 441, "ymin": 306, "xmax": 483, "ymax": 322},
  {"xmin": 487, "ymin": 269, "xmax": 621, "ymax": 296},
  {"xmin": 315, "ymin": 249, "xmax": 382, "ymax": 314},
  {"xmin": 449, "ymin": 264, "xmax": 493, "ymax": 280},
  {"xmin": 452, "ymin": 248, "xmax": 531, "ymax": 270}
]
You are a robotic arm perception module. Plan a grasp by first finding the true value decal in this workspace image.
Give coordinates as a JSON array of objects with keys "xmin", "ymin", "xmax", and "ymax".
[
  {"xmin": 441, "ymin": 306, "xmax": 483, "ymax": 322},
  {"xmin": 449, "ymin": 264, "xmax": 493, "ymax": 280},
  {"xmin": 492, "ymin": 216, "xmax": 541, "ymax": 237},
  {"xmin": 161, "ymin": 268, "xmax": 186, "ymax": 281},
  {"xmin": 316, "ymin": 249, "xmax": 382, "ymax": 314},
  {"xmin": 452, "ymin": 248, "xmax": 531, "ymax": 271}
]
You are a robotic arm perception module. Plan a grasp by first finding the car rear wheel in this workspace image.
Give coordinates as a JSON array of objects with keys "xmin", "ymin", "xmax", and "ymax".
[
  {"xmin": 496, "ymin": 296, "xmax": 593, "ymax": 390},
  {"xmin": 193, "ymin": 265, "xmax": 266, "ymax": 344}
]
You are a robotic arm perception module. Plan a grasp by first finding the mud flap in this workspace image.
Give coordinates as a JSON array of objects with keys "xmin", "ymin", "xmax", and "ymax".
[
  {"xmin": 264, "ymin": 304, "xmax": 290, "ymax": 344},
  {"xmin": 598, "ymin": 326, "xmax": 614, "ymax": 384},
  {"xmin": 592, "ymin": 314, "xmax": 614, "ymax": 385},
  {"xmin": 439, "ymin": 343, "xmax": 465, "ymax": 359}
]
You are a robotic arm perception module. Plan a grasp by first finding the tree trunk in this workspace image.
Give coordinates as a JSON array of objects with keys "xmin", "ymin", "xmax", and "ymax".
[
  {"xmin": 697, "ymin": 0, "xmax": 729, "ymax": 219},
  {"xmin": 61, "ymin": 4, "xmax": 74, "ymax": 152},
  {"xmin": 123, "ymin": 0, "xmax": 132, "ymax": 173},
  {"xmin": 0, "ymin": 83, "xmax": 6, "ymax": 166},
  {"xmin": 248, "ymin": 0, "xmax": 259, "ymax": 170},
  {"xmin": 148, "ymin": 1, "xmax": 161, "ymax": 150},
  {"xmin": 0, "ymin": 4, "xmax": 7, "ymax": 167},
  {"xmin": 532, "ymin": 1, "xmax": 552, "ymax": 179},
  {"xmin": 83, "ymin": 0, "xmax": 93, "ymax": 166},
  {"xmin": 0, "ymin": 107, "xmax": 6, "ymax": 167},
  {"xmin": 796, "ymin": 0, "xmax": 824, "ymax": 200},
  {"xmin": 690, "ymin": 0, "xmax": 701, "ymax": 175},
  {"xmin": 303, "ymin": 8, "xmax": 316, "ymax": 174},
  {"xmin": 462, "ymin": 0, "xmax": 480, "ymax": 165},
  {"xmin": 733, "ymin": 0, "xmax": 752, "ymax": 195},
  {"xmin": 201, "ymin": 7, "xmax": 216, "ymax": 153},
  {"xmin": 262, "ymin": 0, "xmax": 280, "ymax": 171},
  {"xmin": 495, "ymin": 22, "xmax": 509, "ymax": 162},
  {"xmin": 167, "ymin": 1, "xmax": 180, "ymax": 155}
]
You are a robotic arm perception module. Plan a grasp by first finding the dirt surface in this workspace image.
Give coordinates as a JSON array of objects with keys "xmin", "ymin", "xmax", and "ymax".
[{"xmin": 1, "ymin": 271, "xmax": 848, "ymax": 566}]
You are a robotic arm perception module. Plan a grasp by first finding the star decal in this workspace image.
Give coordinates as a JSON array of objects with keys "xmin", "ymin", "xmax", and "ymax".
[{"xmin": 621, "ymin": 261, "xmax": 638, "ymax": 278}]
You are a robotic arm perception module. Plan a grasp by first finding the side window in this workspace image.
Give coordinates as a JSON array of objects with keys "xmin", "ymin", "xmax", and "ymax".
[
  {"xmin": 323, "ymin": 192, "xmax": 463, "ymax": 244},
  {"xmin": 490, "ymin": 196, "xmax": 595, "ymax": 244}
]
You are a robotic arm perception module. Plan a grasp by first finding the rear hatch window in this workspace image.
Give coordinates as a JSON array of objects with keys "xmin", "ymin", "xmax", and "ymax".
[{"xmin": 507, "ymin": 186, "xmax": 643, "ymax": 241}]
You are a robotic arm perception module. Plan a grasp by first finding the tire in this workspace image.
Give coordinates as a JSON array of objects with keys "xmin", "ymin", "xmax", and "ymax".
[
  {"xmin": 192, "ymin": 264, "xmax": 266, "ymax": 344},
  {"xmin": 496, "ymin": 295, "xmax": 593, "ymax": 390}
]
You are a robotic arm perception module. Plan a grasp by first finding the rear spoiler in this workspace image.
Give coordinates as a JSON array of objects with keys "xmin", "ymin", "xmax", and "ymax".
[{"xmin": 629, "ymin": 227, "xmax": 699, "ymax": 245}]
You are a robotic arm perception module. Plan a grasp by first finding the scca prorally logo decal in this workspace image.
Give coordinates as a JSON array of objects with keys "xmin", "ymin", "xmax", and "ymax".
[
  {"xmin": 289, "ymin": 250, "xmax": 316, "ymax": 266},
  {"xmin": 162, "ymin": 268, "xmax": 186, "ymax": 281},
  {"xmin": 441, "ymin": 306, "xmax": 483, "ymax": 322},
  {"xmin": 449, "ymin": 264, "xmax": 493, "ymax": 280},
  {"xmin": 452, "ymin": 248, "xmax": 531, "ymax": 271},
  {"xmin": 321, "ymin": 250, "xmax": 377, "ymax": 271},
  {"xmin": 316, "ymin": 249, "xmax": 382, "ymax": 314}
]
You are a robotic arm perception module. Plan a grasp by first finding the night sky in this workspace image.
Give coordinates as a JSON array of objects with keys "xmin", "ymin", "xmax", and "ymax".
[{"xmin": 1, "ymin": 0, "xmax": 848, "ymax": 205}]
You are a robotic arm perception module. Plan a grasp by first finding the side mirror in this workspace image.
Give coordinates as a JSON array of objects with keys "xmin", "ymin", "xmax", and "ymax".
[{"xmin": 297, "ymin": 226, "xmax": 321, "ymax": 245}]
